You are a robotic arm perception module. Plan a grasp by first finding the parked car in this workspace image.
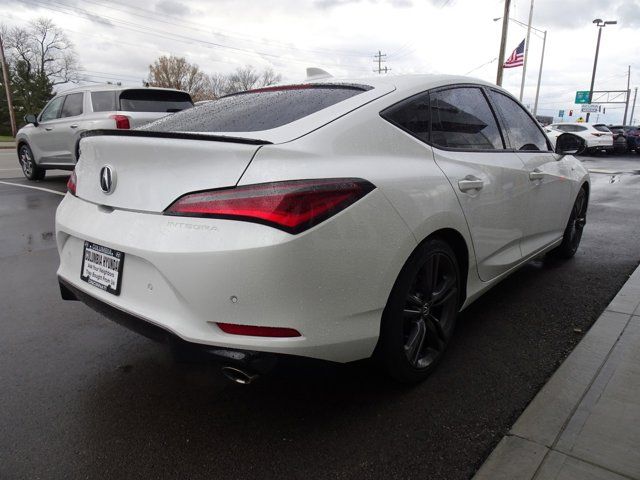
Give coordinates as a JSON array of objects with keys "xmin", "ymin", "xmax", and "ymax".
[
  {"xmin": 16, "ymin": 85, "xmax": 194, "ymax": 180},
  {"xmin": 609, "ymin": 125, "xmax": 640, "ymax": 153},
  {"xmin": 56, "ymin": 75, "xmax": 589, "ymax": 384},
  {"xmin": 594, "ymin": 124, "xmax": 626, "ymax": 153},
  {"xmin": 548, "ymin": 122, "xmax": 613, "ymax": 154}
]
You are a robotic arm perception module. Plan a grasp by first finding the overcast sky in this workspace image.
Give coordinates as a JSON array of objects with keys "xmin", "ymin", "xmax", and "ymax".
[{"xmin": 2, "ymin": 0, "xmax": 640, "ymax": 123}]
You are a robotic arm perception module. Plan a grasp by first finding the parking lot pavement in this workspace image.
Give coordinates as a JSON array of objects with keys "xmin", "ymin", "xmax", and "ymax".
[
  {"xmin": 0, "ymin": 150, "xmax": 70, "ymax": 180},
  {"xmin": 1, "ymin": 154, "xmax": 640, "ymax": 480}
]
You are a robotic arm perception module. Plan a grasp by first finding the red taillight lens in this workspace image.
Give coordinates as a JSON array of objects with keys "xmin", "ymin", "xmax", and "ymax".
[
  {"xmin": 109, "ymin": 114, "xmax": 130, "ymax": 129},
  {"xmin": 217, "ymin": 322, "xmax": 301, "ymax": 338},
  {"xmin": 164, "ymin": 178, "xmax": 375, "ymax": 234},
  {"xmin": 67, "ymin": 170, "xmax": 77, "ymax": 196}
]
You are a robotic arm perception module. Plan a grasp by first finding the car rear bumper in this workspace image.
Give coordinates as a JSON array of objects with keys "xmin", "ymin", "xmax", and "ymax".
[
  {"xmin": 59, "ymin": 276, "xmax": 278, "ymax": 372},
  {"xmin": 55, "ymin": 191, "xmax": 415, "ymax": 363}
]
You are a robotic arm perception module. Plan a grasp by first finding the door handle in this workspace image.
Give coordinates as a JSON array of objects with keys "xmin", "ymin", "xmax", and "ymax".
[
  {"xmin": 45, "ymin": 127, "xmax": 53, "ymax": 131},
  {"xmin": 529, "ymin": 169, "xmax": 545, "ymax": 181},
  {"xmin": 70, "ymin": 124, "xmax": 78, "ymax": 129},
  {"xmin": 458, "ymin": 176, "xmax": 484, "ymax": 192}
]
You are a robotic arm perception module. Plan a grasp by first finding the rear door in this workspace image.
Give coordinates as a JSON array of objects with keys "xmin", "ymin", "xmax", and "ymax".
[
  {"xmin": 426, "ymin": 86, "xmax": 530, "ymax": 281},
  {"xmin": 488, "ymin": 89, "xmax": 572, "ymax": 257},
  {"xmin": 55, "ymin": 92, "xmax": 85, "ymax": 164}
]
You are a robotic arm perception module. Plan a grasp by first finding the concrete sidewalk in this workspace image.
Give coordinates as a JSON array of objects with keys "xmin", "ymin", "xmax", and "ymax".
[
  {"xmin": 0, "ymin": 141, "xmax": 15, "ymax": 149},
  {"xmin": 474, "ymin": 264, "xmax": 640, "ymax": 480}
]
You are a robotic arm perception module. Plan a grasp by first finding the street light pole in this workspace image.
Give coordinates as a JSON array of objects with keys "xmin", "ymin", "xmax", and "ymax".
[
  {"xmin": 532, "ymin": 30, "xmax": 547, "ymax": 117},
  {"xmin": 587, "ymin": 19, "xmax": 616, "ymax": 122},
  {"xmin": 623, "ymin": 65, "xmax": 630, "ymax": 124},
  {"xmin": 631, "ymin": 87, "xmax": 638, "ymax": 125},
  {"xmin": 496, "ymin": 0, "xmax": 511, "ymax": 86},
  {"xmin": 519, "ymin": 0, "xmax": 535, "ymax": 101}
]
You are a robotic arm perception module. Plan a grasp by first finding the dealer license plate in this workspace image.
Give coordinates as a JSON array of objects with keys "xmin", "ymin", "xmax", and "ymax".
[{"xmin": 80, "ymin": 241, "xmax": 125, "ymax": 295}]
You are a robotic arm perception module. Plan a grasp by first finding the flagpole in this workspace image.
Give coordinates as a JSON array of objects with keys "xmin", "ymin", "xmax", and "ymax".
[{"xmin": 519, "ymin": 0, "xmax": 535, "ymax": 102}]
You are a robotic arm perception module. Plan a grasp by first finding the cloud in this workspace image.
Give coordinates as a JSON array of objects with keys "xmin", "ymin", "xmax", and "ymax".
[
  {"xmin": 314, "ymin": 0, "xmax": 413, "ymax": 9},
  {"xmin": 155, "ymin": 0, "xmax": 192, "ymax": 17},
  {"xmin": 533, "ymin": 0, "xmax": 626, "ymax": 29},
  {"xmin": 617, "ymin": 0, "xmax": 640, "ymax": 28}
]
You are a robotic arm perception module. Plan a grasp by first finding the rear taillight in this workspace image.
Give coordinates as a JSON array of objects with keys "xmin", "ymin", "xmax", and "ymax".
[
  {"xmin": 109, "ymin": 114, "xmax": 130, "ymax": 129},
  {"xmin": 67, "ymin": 170, "xmax": 77, "ymax": 196},
  {"xmin": 164, "ymin": 178, "xmax": 375, "ymax": 234},
  {"xmin": 217, "ymin": 322, "xmax": 301, "ymax": 338}
]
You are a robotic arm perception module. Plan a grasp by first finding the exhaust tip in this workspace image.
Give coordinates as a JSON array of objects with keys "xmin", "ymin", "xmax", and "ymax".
[{"xmin": 221, "ymin": 366, "xmax": 259, "ymax": 385}]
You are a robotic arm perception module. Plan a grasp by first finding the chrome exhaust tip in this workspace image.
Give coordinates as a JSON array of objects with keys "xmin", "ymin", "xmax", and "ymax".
[{"xmin": 221, "ymin": 366, "xmax": 259, "ymax": 385}]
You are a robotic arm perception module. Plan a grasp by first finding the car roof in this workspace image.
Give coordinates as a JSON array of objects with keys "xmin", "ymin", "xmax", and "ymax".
[{"xmin": 54, "ymin": 83, "xmax": 190, "ymax": 95}]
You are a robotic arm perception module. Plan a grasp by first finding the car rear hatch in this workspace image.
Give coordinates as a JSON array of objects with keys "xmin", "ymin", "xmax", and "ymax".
[
  {"xmin": 75, "ymin": 131, "xmax": 267, "ymax": 212},
  {"xmin": 118, "ymin": 88, "xmax": 194, "ymax": 128}
]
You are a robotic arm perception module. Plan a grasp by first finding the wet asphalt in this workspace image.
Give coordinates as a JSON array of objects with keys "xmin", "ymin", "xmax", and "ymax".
[{"xmin": 1, "ymin": 153, "xmax": 640, "ymax": 480}]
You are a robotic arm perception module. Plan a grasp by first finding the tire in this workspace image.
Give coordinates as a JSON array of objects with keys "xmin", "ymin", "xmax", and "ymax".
[
  {"xmin": 18, "ymin": 143, "xmax": 45, "ymax": 181},
  {"xmin": 377, "ymin": 238, "xmax": 460, "ymax": 383},
  {"xmin": 552, "ymin": 188, "xmax": 587, "ymax": 259}
]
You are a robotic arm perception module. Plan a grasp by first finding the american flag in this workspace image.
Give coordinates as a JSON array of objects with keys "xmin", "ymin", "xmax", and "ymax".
[{"xmin": 504, "ymin": 39, "xmax": 525, "ymax": 68}]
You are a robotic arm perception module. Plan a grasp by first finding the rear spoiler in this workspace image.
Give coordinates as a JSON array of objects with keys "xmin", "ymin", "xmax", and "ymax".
[{"xmin": 79, "ymin": 129, "xmax": 272, "ymax": 146}]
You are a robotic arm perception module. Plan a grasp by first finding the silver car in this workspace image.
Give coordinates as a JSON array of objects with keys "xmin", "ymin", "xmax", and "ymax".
[{"xmin": 16, "ymin": 84, "xmax": 193, "ymax": 180}]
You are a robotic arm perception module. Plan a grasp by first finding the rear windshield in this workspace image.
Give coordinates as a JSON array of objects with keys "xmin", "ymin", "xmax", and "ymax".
[
  {"xmin": 593, "ymin": 125, "xmax": 611, "ymax": 132},
  {"xmin": 141, "ymin": 84, "xmax": 372, "ymax": 133},
  {"xmin": 119, "ymin": 89, "xmax": 193, "ymax": 113}
]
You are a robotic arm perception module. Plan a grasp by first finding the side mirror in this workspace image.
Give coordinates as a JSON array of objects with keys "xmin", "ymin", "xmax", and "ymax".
[
  {"xmin": 24, "ymin": 114, "xmax": 38, "ymax": 127},
  {"xmin": 555, "ymin": 133, "xmax": 586, "ymax": 155}
]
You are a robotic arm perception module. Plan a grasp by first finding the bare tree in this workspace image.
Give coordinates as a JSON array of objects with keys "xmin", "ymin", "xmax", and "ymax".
[
  {"xmin": 208, "ymin": 72, "xmax": 229, "ymax": 99},
  {"xmin": 223, "ymin": 65, "xmax": 282, "ymax": 95},
  {"xmin": 147, "ymin": 55, "xmax": 211, "ymax": 102},
  {"xmin": 5, "ymin": 18, "xmax": 80, "ymax": 86}
]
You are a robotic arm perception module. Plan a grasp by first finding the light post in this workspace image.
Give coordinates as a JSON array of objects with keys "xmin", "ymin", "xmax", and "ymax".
[
  {"xmin": 493, "ymin": 17, "xmax": 546, "ymax": 116},
  {"xmin": 586, "ymin": 19, "xmax": 617, "ymax": 122}
]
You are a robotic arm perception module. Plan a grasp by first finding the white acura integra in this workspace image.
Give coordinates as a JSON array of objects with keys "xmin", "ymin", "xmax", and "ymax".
[{"xmin": 56, "ymin": 74, "xmax": 589, "ymax": 383}]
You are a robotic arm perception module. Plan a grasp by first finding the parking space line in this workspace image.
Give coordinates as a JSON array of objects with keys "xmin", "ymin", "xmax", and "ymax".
[{"xmin": 0, "ymin": 180, "xmax": 65, "ymax": 196}]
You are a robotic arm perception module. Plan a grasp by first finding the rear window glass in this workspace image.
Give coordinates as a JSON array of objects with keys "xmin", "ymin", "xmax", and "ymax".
[
  {"xmin": 593, "ymin": 125, "xmax": 611, "ymax": 132},
  {"xmin": 91, "ymin": 91, "xmax": 117, "ymax": 112},
  {"xmin": 119, "ymin": 89, "xmax": 193, "ymax": 113},
  {"xmin": 141, "ymin": 84, "xmax": 371, "ymax": 133}
]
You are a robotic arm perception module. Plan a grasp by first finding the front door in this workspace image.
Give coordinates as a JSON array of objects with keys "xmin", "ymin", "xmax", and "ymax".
[{"xmin": 487, "ymin": 89, "xmax": 573, "ymax": 257}]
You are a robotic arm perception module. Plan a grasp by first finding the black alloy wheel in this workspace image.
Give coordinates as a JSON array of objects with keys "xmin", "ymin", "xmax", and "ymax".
[
  {"xmin": 553, "ymin": 188, "xmax": 587, "ymax": 259},
  {"xmin": 378, "ymin": 238, "xmax": 460, "ymax": 383}
]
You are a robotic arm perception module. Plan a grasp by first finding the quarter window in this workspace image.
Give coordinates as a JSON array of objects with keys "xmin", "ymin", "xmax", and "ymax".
[
  {"xmin": 39, "ymin": 96, "xmax": 65, "ymax": 122},
  {"xmin": 430, "ymin": 87, "xmax": 503, "ymax": 150},
  {"xmin": 60, "ymin": 93, "xmax": 84, "ymax": 118},
  {"xmin": 489, "ymin": 90, "xmax": 549, "ymax": 151},
  {"xmin": 380, "ymin": 92, "xmax": 430, "ymax": 143}
]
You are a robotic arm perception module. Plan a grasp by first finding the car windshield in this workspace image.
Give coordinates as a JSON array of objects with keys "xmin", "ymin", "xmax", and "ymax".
[
  {"xmin": 141, "ymin": 84, "xmax": 372, "ymax": 133},
  {"xmin": 119, "ymin": 89, "xmax": 193, "ymax": 113}
]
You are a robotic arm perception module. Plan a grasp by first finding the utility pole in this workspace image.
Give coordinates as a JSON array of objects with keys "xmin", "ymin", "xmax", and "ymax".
[
  {"xmin": 623, "ymin": 65, "xmax": 630, "ymax": 124},
  {"xmin": 519, "ymin": 0, "xmax": 534, "ymax": 101},
  {"xmin": 373, "ymin": 51, "xmax": 390, "ymax": 74},
  {"xmin": 0, "ymin": 33, "xmax": 17, "ymax": 138},
  {"xmin": 496, "ymin": 0, "xmax": 511, "ymax": 86},
  {"xmin": 587, "ymin": 19, "xmax": 617, "ymax": 122},
  {"xmin": 630, "ymin": 87, "xmax": 638, "ymax": 125},
  {"xmin": 532, "ymin": 30, "xmax": 547, "ymax": 117}
]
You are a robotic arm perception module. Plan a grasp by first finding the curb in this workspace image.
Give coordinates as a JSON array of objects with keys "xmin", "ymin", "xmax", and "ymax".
[{"xmin": 473, "ymin": 263, "xmax": 640, "ymax": 480}]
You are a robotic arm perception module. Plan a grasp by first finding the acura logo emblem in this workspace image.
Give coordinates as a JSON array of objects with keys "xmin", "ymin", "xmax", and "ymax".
[{"xmin": 99, "ymin": 165, "xmax": 115, "ymax": 194}]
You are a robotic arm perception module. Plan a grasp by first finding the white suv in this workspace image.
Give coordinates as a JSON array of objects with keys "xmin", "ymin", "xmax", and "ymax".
[{"xmin": 16, "ymin": 84, "xmax": 193, "ymax": 180}]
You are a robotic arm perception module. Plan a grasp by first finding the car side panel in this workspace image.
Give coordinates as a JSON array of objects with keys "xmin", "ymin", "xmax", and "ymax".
[{"xmin": 239, "ymin": 111, "xmax": 478, "ymax": 310}]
